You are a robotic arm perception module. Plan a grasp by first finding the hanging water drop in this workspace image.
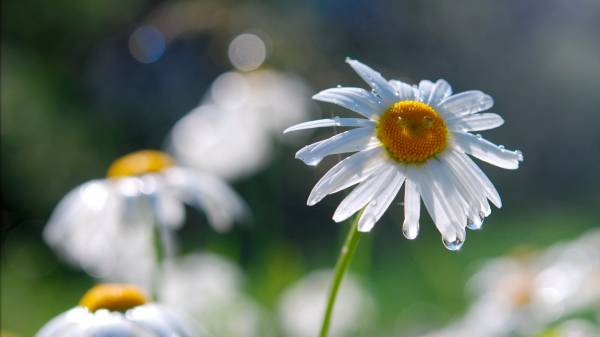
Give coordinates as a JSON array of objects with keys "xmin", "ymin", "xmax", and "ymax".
[
  {"xmin": 467, "ymin": 214, "xmax": 484, "ymax": 230},
  {"xmin": 442, "ymin": 236, "xmax": 464, "ymax": 251}
]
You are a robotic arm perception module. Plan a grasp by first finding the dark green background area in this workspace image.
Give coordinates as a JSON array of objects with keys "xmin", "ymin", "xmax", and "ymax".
[{"xmin": 2, "ymin": 0, "xmax": 600, "ymax": 336}]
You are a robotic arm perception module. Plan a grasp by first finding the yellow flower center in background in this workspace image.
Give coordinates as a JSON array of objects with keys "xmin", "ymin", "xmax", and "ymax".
[
  {"xmin": 107, "ymin": 150, "xmax": 175, "ymax": 178},
  {"xmin": 376, "ymin": 101, "xmax": 448, "ymax": 163},
  {"xmin": 80, "ymin": 284, "xmax": 147, "ymax": 312}
]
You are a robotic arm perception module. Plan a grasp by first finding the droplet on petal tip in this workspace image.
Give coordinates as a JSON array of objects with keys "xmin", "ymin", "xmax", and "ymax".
[
  {"xmin": 466, "ymin": 215, "xmax": 484, "ymax": 230},
  {"xmin": 442, "ymin": 236, "xmax": 465, "ymax": 251},
  {"xmin": 402, "ymin": 222, "xmax": 419, "ymax": 240}
]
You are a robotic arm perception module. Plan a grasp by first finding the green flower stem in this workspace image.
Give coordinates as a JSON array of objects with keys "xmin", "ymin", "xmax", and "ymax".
[
  {"xmin": 319, "ymin": 211, "xmax": 363, "ymax": 337},
  {"xmin": 152, "ymin": 224, "xmax": 175, "ymax": 301}
]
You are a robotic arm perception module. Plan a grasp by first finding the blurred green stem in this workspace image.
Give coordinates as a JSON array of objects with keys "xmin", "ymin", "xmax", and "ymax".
[
  {"xmin": 152, "ymin": 224, "xmax": 175, "ymax": 301},
  {"xmin": 319, "ymin": 211, "xmax": 363, "ymax": 337}
]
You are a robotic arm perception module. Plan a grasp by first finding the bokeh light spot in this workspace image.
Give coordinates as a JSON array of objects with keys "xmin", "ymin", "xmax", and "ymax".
[
  {"xmin": 129, "ymin": 26, "xmax": 166, "ymax": 64},
  {"xmin": 228, "ymin": 33, "xmax": 266, "ymax": 72}
]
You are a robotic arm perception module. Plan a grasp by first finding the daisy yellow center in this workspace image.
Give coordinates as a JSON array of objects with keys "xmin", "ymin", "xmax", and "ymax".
[
  {"xmin": 107, "ymin": 150, "xmax": 175, "ymax": 178},
  {"xmin": 80, "ymin": 284, "xmax": 147, "ymax": 312},
  {"xmin": 376, "ymin": 101, "xmax": 448, "ymax": 163}
]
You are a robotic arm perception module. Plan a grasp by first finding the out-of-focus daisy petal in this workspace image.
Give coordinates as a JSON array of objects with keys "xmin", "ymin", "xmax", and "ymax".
[
  {"xmin": 165, "ymin": 167, "xmax": 248, "ymax": 232},
  {"xmin": 44, "ymin": 150, "xmax": 247, "ymax": 287},
  {"xmin": 284, "ymin": 118, "xmax": 374, "ymax": 133},
  {"xmin": 278, "ymin": 270, "xmax": 374, "ymax": 337},
  {"xmin": 152, "ymin": 188, "xmax": 186, "ymax": 229},
  {"xmin": 35, "ymin": 285, "xmax": 200, "ymax": 337},
  {"xmin": 295, "ymin": 127, "xmax": 377, "ymax": 166},
  {"xmin": 453, "ymin": 132, "xmax": 523, "ymax": 169},
  {"xmin": 312, "ymin": 87, "xmax": 383, "ymax": 118}
]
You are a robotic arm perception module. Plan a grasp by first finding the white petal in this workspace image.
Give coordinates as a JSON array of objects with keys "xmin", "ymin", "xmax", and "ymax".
[
  {"xmin": 411, "ymin": 163, "xmax": 466, "ymax": 244},
  {"xmin": 332, "ymin": 165, "xmax": 394, "ymax": 223},
  {"xmin": 165, "ymin": 168, "xmax": 248, "ymax": 232},
  {"xmin": 345, "ymin": 58, "xmax": 397, "ymax": 104},
  {"xmin": 437, "ymin": 154, "xmax": 490, "ymax": 225},
  {"xmin": 453, "ymin": 132, "xmax": 523, "ymax": 169},
  {"xmin": 153, "ymin": 189, "xmax": 186, "ymax": 229},
  {"xmin": 410, "ymin": 167, "xmax": 454, "ymax": 239},
  {"xmin": 442, "ymin": 150, "xmax": 492, "ymax": 216},
  {"xmin": 389, "ymin": 80, "xmax": 417, "ymax": 101},
  {"xmin": 427, "ymin": 79, "xmax": 452, "ymax": 106},
  {"xmin": 358, "ymin": 169, "xmax": 405, "ymax": 232},
  {"xmin": 438, "ymin": 91, "xmax": 494, "ymax": 117},
  {"xmin": 418, "ymin": 80, "xmax": 435, "ymax": 102},
  {"xmin": 295, "ymin": 127, "xmax": 377, "ymax": 166},
  {"xmin": 283, "ymin": 118, "xmax": 373, "ymax": 133},
  {"xmin": 447, "ymin": 113, "xmax": 504, "ymax": 132},
  {"xmin": 426, "ymin": 159, "xmax": 468, "ymax": 228},
  {"xmin": 450, "ymin": 150, "xmax": 502, "ymax": 208},
  {"xmin": 313, "ymin": 87, "xmax": 383, "ymax": 118},
  {"xmin": 402, "ymin": 178, "xmax": 420, "ymax": 240},
  {"xmin": 307, "ymin": 147, "xmax": 385, "ymax": 205}
]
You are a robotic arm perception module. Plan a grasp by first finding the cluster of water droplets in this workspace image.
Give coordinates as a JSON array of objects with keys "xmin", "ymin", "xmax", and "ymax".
[{"xmin": 473, "ymin": 134, "xmax": 523, "ymax": 160}]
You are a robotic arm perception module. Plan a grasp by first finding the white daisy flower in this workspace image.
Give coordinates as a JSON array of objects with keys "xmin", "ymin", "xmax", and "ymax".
[
  {"xmin": 277, "ymin": 270, "xmax": 374, "ymax": 337},
  {"xmin": 44, "ymin": 150, "xmax": 247, "ymax": 289},
  {"xmin": 416, "ymin": 230, "xmax": 600, "ymax": 337},
  {"xmin": 34, "ymin": 284, "xmax": 202, "ymax": 337},
  {"xmin": 169, "ymin": 70, "xmax": 315, "ymax": 181},
  {"xmin": 161, "ymin": 253, "xmax": 268, "ymax": 337},
  {"xmin": 285, "ymin": 58, "xmax": 523, "ymax": 249}
]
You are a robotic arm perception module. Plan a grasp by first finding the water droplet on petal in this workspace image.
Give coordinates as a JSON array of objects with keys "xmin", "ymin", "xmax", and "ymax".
[
  {"xmin": 370, "ymin": 200, "xmax": 377, "ymax": 206},
  {"xmin": 467, "ymin": 214, "xmax": 484, "ymax": 230},
  {"xmin": 442, "ymin": 236, "xmax": 464, "ymax": 251},
  {"xmin": 334, "ymin": 116, "xmax": 341, "ymax": 123},
  {"xmin": 402, "ymin": 221, "xmax": 419, "ymax": 240},
  {"xmin": 336, "ymin": 84, "xmax": 342, "ymax": 88},
  {"xmin": 515, "ymin": 150, "xmax": 523, "ymax": 160},
  {"xmin": 498, "ymin": 145, "xmax": 505, "ymax": 150},
  {"xmin": 475, "ymin": 134, "xmax": 483, "ymax": 139}
]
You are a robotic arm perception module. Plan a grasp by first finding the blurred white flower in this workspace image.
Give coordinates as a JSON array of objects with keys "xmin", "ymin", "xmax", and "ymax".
[
  {"xmin": 44, "ymin": 150, "xmax": 247, "ymax": 290},
  {"xmin": 161, "ymin": 253, "xmax": 268, "ymax": 337},
  {"xmin": 417, "ymin": 229, "xmax": 600, "ymax": 337},
  {"xmin": 169, "ymin": 69, "xmax": 315, "ymax": 181},
  {"xmin": 35, "ymin": 284, "xmax": 202, "ymax": 337},
  {"xmin": 277, "ymin": 270, "xmax": 374, "ymax": 337}
]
